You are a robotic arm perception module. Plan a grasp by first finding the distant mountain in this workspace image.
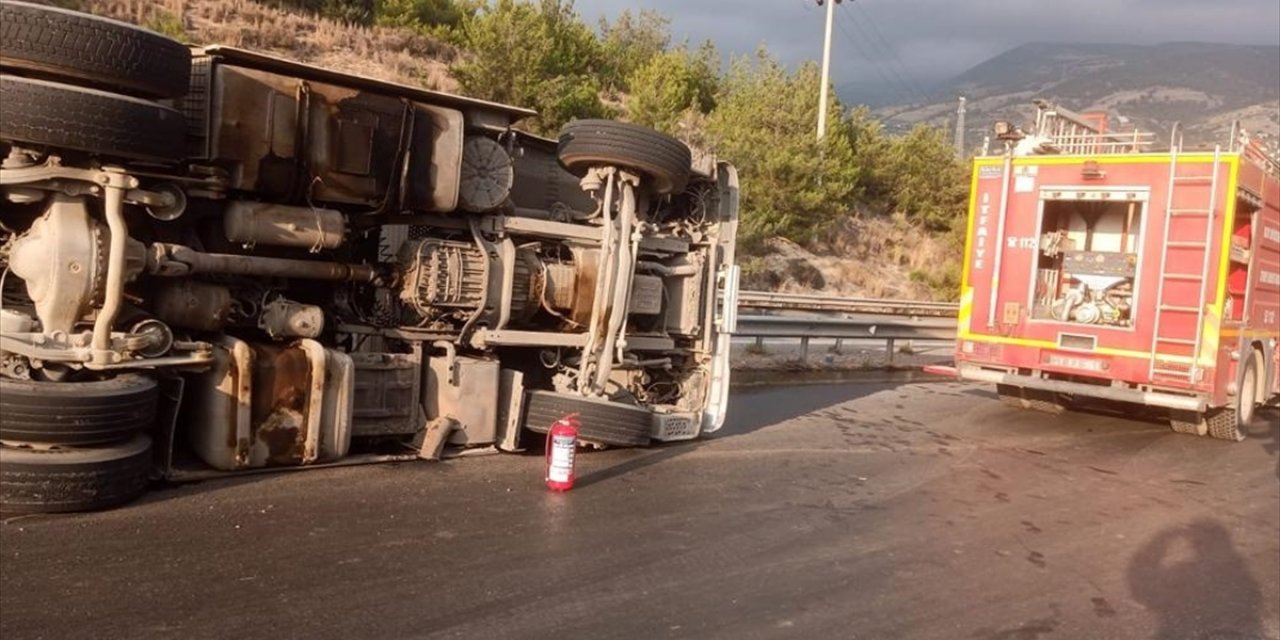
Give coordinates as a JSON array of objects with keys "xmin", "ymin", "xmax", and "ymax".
[{"xmin": 869, "ymin": 42, "xmax": 1280, "ymax": 151}]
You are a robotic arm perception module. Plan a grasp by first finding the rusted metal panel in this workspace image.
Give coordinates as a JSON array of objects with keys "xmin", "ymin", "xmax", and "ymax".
[
  {"xmin": 568, "ymin": 247, "xmax": 599, "ymax": 326},
  {"xmin": 185, "ymin": 337, "xmax": 352, "ymax": 470}
]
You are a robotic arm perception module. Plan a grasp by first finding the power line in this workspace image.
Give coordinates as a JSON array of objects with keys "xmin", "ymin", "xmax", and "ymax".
[
  {"xmin": 831, "ymin": 16, "xmax": 909, "ymax": 105},
  {"xmin": 839, "ymin": 9, "xmax": 925, "ymax": 105},
  {"xmin": 834, "ymin": 8, "xmax": 918, "ymax": 104},
  {"xmin": 845, "ymin": 2, "xmax": 931, "ymax": 102}
]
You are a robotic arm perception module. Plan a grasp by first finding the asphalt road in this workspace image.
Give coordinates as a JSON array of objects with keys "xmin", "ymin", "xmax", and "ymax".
[{"xmin": 2, "ymin": 380, "xmax": 1278, "ymax": 640}]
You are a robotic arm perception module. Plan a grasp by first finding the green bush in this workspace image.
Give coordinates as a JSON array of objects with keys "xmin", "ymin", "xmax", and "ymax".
[
  {"xmin": 706, "ymin": 51, "xmax": 860, "ymax": 250},
  {"xmin": 451, "ymin": 0, "xmax": 609, "ymax": 135},
  {"xmin": 597, "ymin": 9, "xmax": 670, "ymax": 92},
  {"xmin": 376, "ymin": 0, "xmax": 472, "ymax": 30},
  {"xmin": 625, "ymin": 44, "xmax": 718, "ymax": 133},
  {"xmin": 877, "ymin": 124, "xmax": 969, "ymax": 231}
]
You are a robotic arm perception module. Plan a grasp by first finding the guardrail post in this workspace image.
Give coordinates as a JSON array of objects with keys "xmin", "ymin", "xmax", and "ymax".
[
  {"xmin": 754, "ymin": 336, "xmax": 764, "ymax": 349},
  {"xmin": 887, "ymin": 338, "xmax": 895, "ymax": 364},
  {"xmin": 832, "ymin": 338, "xmax": 843, "ymax": 354},
  {"xmin": 800, "ymin": 336, "xmax": 810, "ymax": 362}
]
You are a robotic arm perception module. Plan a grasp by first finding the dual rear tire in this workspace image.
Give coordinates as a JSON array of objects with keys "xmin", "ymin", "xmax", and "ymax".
[
  {"xmin": 0, "ymin": 0, "xmax": 191, "ymax": 163},
  {"xmin": 0, "ymin": 375, "xmax": 159, "ymax": 513},
  {"xmin": 1169, "ymin": 350, "xmax": 1263, "ymax": 442},
  {"xmin": 0, "ymin": 2, "xmax": 184, "ymax": 513}
]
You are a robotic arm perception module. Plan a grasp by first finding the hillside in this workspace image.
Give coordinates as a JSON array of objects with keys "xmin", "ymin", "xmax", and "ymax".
[
  {"xmin": 874, "ymin": 42, "xmax": 1280, "ymax": 150},
  {"xmin": 65, "ymin": 0, "xmax": 457, "ymax": 91}
]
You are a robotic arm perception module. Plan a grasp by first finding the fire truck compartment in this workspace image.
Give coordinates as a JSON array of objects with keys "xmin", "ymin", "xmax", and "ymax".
[{"xmin": 1032, "ymin": 197, "xmax": 1145, "ymax": 327}]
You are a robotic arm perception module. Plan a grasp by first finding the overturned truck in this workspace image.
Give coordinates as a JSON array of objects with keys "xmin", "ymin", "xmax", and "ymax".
[{"xmin": 0, "ymin": 1, "xmax": 741, "ymax": 512}]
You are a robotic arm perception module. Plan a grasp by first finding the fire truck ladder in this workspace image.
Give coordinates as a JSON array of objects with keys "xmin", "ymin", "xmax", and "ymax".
[{"xmin": 1148, "ymin": 124, "xmax": 1222, "ymax": 382}]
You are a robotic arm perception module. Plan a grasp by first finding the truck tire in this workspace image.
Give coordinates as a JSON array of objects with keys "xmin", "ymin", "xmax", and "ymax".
[
  {"xmin": 0, "ymin": 0, "xmax": 191, "ymax": 99},
  {"xmin": 996, "ymin": 385, "xmax": 1066, "ymax": 414},
  {"xmin": 0, "ymin": 435, "xmax": 152, "ymax": 513},
  {"xmin": 0, "ymin": 375, "xmax": 158, "ymax": 447},
  {"xmin": 993, "ymin": 384, "xmax": 1024, "ymax": 409},
  {"xmin": 1169, "ymin": 411, "xmax": 1208, "ymax": 436},
  {"xmin": 1023, "ymin": 388, "xmax": 1067, "ymax": 415},
  {"xmin": 523, "ymin": 390, "xmax": 652, "ymax": 447},
  {"xmin": 0, "ymin": 75, "xmax": 187, "ymax": 162},
  {"xmin": 1207, "ymin": 353, "xmax": 1260, "ymax": 442},
  {"xmin": 996, "ymin": 384, "xmax": 1025, "ymax": 409},
  {"xmin": 557, "ymin": 120, "xmax": 692, "ymax": 195}
]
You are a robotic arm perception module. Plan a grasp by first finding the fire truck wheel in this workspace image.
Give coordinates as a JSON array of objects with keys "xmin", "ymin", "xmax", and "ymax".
[
  {"xmin": 522, "ymin": 391, "xmax": 652, "ymax": 447},
  {"xmin": 1206, "ymin": 353, "xmax": 1261, "ymax": 442},
  {"xmin": 0, "ymin": 0, "xmax": 192, "ymax": 99},
  {"xmin": 1169, "ymin": 412, "xmax": 1208, "ymax": 437},
  {"xmin": 0, "ymin": 375, "xmax": 158, "ymax": 447},
  {"xmin": 557, "ymin": 120, "xmax": 692, "ymax": 195},
  {"xmin": 1022, "ymin": 389, "xmax": 1067, "ymax": 415},
  {"xmin": 0, "ymin": 435, "xmax": 152, "ymax": 514},
  {"xmin": 0, "ymin": 75, "xmax": 188, "ymax": 162},
  {"xmin": 996, "ymin": 384, "xmax": 1027, "ymax": 409}
]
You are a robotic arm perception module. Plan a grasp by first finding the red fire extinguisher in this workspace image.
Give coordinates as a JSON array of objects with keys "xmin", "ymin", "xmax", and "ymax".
[{"xmin": 545, "ymin": 413, "xmax": 580, "ymax": 492}]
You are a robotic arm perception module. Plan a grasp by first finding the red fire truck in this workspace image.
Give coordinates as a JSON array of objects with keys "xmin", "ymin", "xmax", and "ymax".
[{"xmin": 953, "ymin": 101, "xmax": 1280, "ymax": 441}]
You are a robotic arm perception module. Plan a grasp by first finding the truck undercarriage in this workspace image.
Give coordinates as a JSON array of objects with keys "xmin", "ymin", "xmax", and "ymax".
[{"xmin": 0, "ymin": 2, "xmax": 740, "ymax": 512}]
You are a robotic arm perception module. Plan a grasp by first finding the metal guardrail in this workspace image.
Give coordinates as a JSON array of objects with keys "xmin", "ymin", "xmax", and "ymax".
[
  {"xmin": 732, "ymin": 292, "xmax": 959, "ymax": 362},
  {"xmin": 737, "ymin": 290, "xmax": 959, "ymax": 317}
]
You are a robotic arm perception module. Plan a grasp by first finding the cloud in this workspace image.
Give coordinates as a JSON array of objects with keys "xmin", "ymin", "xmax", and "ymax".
[{"xmin": 577, "ymin": 0, "xmax": 1280, "ymax": 83}]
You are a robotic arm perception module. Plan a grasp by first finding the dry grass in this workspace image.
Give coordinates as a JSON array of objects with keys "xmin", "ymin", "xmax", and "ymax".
[
  {"xmin": 78, "ymin": 0, "xmax": 458, "ymax": 91},
  {"xmin": 742, "ymin": 212, "xmax": 961, "ymax": 301}
]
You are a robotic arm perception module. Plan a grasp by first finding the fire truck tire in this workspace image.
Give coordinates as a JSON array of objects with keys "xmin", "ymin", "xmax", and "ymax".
[
  {"xmin": 1169, "ymin": 412, "xmax": 1208, "ymax": 437},
  {"xmin": 0, "ymin": 75, "xmax": 188, "ymax": 162},
  {"xmin": 1023, "ymin": 389, "xmax": 1067, "ymax": 415},
  {"xmin": 0, "ymin": 375, "xmax": 158, "ymax": 447},
  {"xmin": 996, "ymin": 384, "xmax": 1027, "ymax": 409},
  {"xmin": 522, "ymin": 391, "xmax": 652, "ymax": 447},
  {"xmin": 0, "ymin": 0, "xmax": 192, "ymax": 99},
  {"xmin": 0, "ymin": 435, "xmax": 152, "ymax": 514},
  {"xmin": 1207, "ymin": 353, "xmax": 1260, "ymax": 442},
  {"xmin": 557, "ymin": 120, "xmax": 692, "ymax": 195}
]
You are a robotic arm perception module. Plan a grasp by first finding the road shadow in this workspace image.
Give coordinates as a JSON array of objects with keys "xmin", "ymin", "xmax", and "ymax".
[
  {"xmin": 713, "ymin": 381, "xmax": 891, "ymax": 439},
  {"xmin": 572, "ymin": 442, "xmax": 697, "ymax": 489},
  {"xmin": 1068, "ymin": 397, "xmax": 1171, "ymax": 426},
  {"xmin": 1127, "ymin": 519, "xmax": 1266, "ymax": 640},
  {"xmin": 1254, "ymin": 406, "xmax": 1280, "ymax": 482}
]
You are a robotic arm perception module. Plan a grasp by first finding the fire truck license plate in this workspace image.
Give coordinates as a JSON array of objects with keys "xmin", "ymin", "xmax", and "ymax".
[{"xmin": 1044, "ymin": 354, "xmax": 1107, "ymax": 372}]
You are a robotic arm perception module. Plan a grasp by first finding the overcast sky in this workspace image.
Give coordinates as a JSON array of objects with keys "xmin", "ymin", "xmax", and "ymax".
[{"xmin": 579, "ymin": 0, "xmax": 1280, "ymax": 91}]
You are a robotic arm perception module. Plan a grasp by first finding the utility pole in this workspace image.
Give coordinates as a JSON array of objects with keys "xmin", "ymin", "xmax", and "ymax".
[
  {"xmin": 816, "ymin": 0, "xmax": 842, "ymax": 141},
  {"xmin": 954, "ymin": 95, "xmax": 967, "ymax": 157}
]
